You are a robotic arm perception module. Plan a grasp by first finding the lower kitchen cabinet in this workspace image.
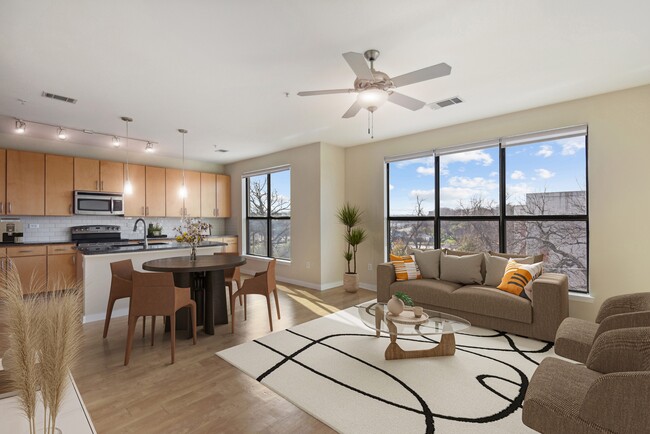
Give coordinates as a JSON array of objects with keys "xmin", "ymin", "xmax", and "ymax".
[
  {"xmin": 47, "ymin": 253, "xmax": 77, "ymax": 290},
  {"xmin": 3, "ymin": 244, "xmax": 78, "ymax": 294},
  {"xmin": 6, "ymin": 255, "xmax": 47, "ymax": 294}
]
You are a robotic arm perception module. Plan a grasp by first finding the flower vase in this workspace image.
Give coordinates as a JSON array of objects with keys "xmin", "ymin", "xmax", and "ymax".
[{"xmin": 190, "ymin": 246, "xmax": 197, "ymax": 261}]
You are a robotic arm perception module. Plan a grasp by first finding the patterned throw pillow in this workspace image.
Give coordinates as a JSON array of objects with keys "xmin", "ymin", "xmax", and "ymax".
[
  {"xmin": 496, "ymin": 258, "xmax": 544, "ymax": 300},
  {"xmin": 389, "ymin": 254, "xmax": 422, "ymax": 281}
]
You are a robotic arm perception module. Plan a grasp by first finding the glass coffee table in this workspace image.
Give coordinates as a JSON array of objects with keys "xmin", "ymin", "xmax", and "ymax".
[{"xmin": 357, "ymin": 302, "xmax": 471, "ymax": 360}]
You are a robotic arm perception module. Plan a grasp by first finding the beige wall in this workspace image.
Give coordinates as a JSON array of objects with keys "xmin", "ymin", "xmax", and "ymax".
[
  {"xmin": 345, "ymin": 84, "xmax": 650, "ymax": 321},
  {"xmin": 0, "ymin": 133, "xmax": 223, "ymax": 172},
  {"xmin": 320, "ymin": 143, "xmax": 346, "ymax": 286}
]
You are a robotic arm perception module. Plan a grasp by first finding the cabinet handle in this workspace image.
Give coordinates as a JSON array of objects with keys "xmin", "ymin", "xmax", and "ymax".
[
  {"xmin": 216, "ymin": 207, "xmax": 219, "ymax": 217},
  {"xmin": 69, "ymin": 204, "xmax": 73, "ymax": 214},
  {"xmin": 141, "ymin": 206, "xmax": 145, "ymax": 215},
  {"xmin": 213, "ymin": 208, "xmax": 216, "ymax": 216},
  {"xmin": 95, "ymin": 180, "xmax": 99, "ymax": 190},
  {"xmin": 101, "ymin": 181, "xmax": 104, "ymax": 191},
  {"xmin": 8, "ymin": 202, "xmax": 12, "ymax": 214},
  {"xmin": 72, "ymin": 255, "xmax": 76, "ymax": 265},
  {"xmin": 145, "ymin": 206, "xmax": 149, "ymax": 216},
  {"xmin": 0, "ymin": 202, "xmax": 3, "ymax": 214}
]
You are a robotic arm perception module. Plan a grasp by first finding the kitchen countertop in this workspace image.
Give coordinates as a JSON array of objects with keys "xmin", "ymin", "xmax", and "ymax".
[{"xmin": 77, "ymin": 241, "xmax": 227, "ymax": 255}]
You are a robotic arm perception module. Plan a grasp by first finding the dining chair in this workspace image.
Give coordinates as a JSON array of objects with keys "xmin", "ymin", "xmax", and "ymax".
[
  {"xmin": 103, "ymin": 259, "xmax": 147, "ymax": 339},
  {"xmin": 125, "ymin": 271, "xmax": 197, "ymax": 365},
  {"xmin": 214, "ymin": 252, "xmax": 243, "ymax": 312},
  {"xmin": 231, "ymin": 259, "xmax": 280, "ymax": 333}
]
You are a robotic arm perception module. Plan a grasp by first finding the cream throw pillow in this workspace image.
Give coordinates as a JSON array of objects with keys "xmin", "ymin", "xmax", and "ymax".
[
  {"xmin": 408, "ymin": 249, "xmax": 441, "ymax": 279},
  {"xmin": 440, "ymin": 252, "xmax": 484, "ymax": 284}
]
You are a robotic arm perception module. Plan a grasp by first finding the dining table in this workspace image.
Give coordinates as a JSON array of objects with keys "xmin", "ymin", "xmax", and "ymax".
[{"xmin": 142, "ymin": 254, "xmax": 246, "ymax": 335}]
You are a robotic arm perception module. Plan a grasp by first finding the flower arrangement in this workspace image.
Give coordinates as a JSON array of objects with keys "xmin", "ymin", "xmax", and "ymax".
[{"xmin": 174, "ymin": 217, "xmax": 211, "ymax": 260}]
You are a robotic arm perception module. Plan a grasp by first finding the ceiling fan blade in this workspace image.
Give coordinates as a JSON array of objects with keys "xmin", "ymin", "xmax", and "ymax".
[
  {"xmin": 342, "ymin": 101, "xmax": 362, "ymax": 118},
  {"xmin": 388, "ymin": 92, "xmax": 426, "ymax": 111},
  {"xmin": 391, "ymin": 63, "xmax": 452, "ymax": 88},
  {"xmin": 297, "ymin": 89, "xmax": 355, "ymax": 96},
  {"xmin": 342, "ymin": 52, "xmax": 374, "ymax": 80}
]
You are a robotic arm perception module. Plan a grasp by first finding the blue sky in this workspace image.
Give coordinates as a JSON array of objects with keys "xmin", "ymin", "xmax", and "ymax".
[{"xmin": 388, "ymin": 137, "xmax": 586, "ymax": 216}]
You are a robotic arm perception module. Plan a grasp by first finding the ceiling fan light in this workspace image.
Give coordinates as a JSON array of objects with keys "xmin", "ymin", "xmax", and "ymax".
[{"xmin": 356, "ymin": 88, "xmax": 388, "ymax": 109}]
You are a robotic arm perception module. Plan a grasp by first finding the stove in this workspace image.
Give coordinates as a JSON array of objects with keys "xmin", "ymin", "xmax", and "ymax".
[{"xmin": 71, "ymin": 225, "xmax": 129, "ymax": 252}]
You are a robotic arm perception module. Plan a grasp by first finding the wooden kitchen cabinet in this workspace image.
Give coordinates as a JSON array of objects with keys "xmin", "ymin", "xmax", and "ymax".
[
  {"xmin": 184, "ymin": 171, "xmax": 201, "ymax": 217},
  {"xmin": 6, "ymin": 245, "xmax": 47, "ymax": 294},
  {"xmin": 200, "ymin": 172, "xmax": 216, "ymax": 217},
  {"xmin": 165, "ymin": 168, "xmax": 184, "ymax": 217},
  {"xmin": 74, "ymin": 157, "xmax": 100, "ymax": 191},
  {"xmin": 0, "ymin": 149, "xmax": 5, "ymax": 215},
  {"xmin": 47, "ymin": 253, "xmax": 77, "ymax": 290},
  {"xmin": 46, "ymin": 154, "xmax": 74, "ymax": 215},
  {"xmin": 145, "ymin": 166, "xmax": 166, "ymax": 217},
  {"xmin": 7, "ymin": 150, "xmax": 45, "ymax": 216},
  {"xmin": 100, "ymin": 160, "xmax": 124, "ymax": 192},
  {"xmin": 216, "ymin": 174, "xmax": 231, "ymax": 218},
  {"xmin": 124, "ymin": 164, "xmax": 146, "ymax": 216}
]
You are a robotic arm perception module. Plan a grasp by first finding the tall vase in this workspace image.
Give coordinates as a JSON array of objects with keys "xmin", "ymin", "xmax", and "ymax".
[{"xmin": 190, "ymin": 246, "xmax": 197, "ymax": 261}]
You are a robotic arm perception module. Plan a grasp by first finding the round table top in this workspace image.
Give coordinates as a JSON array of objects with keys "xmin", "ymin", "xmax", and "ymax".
[
  {"xmin": 357, "ymin": 302, "xmax": 471, "ymax": 336},
  {"xmin": 142, "ymin": 255, "xmax": 246, "ymax": 273}
]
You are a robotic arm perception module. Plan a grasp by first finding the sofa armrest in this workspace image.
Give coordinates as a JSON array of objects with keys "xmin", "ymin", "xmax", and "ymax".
[
  {"xmin": 596, "ymin": 311, "xmax": 650, "ymax": 340},
  {"xmin": 531, "ymin": 273, "xmax": 569, "ymax": 342},
  {"xmin": 579, "ymin": 372, "xmax": 650, "ymax": 433},
  {"xmin": 586, "ymin": 327, "xmax": 650, "ymax": 374},
  {"xmin": 595, "ymin": 292, "xmax": 650, "ymax": 323},
  {"xmin": 377, "ymin": 263, "xmax": 395, "ymax": 303}
]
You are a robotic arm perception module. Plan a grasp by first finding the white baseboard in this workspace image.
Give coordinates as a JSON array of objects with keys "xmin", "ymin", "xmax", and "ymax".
[
  {"xmin": 359, "ymin": 282, "xmax": 377, "ymax": 291},
  {"xmin": 83, "ymin": 307, "xmax": 129, "ymax": 324},
  {"xmin": 241, "ymin": 268, "xmax": 342, "ymax": 291}
]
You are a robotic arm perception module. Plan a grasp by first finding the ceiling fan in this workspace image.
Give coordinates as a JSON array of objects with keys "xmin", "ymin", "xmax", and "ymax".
[{"xmin": 297, "ymin": 49, "xmax": 451, "ymax": 118}]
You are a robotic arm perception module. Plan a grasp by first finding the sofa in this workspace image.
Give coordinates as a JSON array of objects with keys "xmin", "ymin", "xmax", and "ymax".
[{"xmin": 377, "ymin": 250, "xmax": 569, "ymax": 342}]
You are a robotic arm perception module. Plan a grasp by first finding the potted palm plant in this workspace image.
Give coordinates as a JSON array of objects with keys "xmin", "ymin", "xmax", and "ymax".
[{"xmin": 337, "ymin": 203, "xmax": 367, "ymax": 293}]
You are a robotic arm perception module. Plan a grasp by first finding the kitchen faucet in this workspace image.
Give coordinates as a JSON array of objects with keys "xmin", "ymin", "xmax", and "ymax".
[{"xmin": 133, "ymin": 218, "xmax": 148, "ymax": 249}]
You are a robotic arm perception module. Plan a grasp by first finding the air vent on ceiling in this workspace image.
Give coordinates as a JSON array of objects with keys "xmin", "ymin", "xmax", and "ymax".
[
  {"xmin": 430, "ymin": 96, "xmax": 463, "ymax": 110},
  {"xmin": 41, "ymin": 91, "xmax": 77, "ymax": 104}
]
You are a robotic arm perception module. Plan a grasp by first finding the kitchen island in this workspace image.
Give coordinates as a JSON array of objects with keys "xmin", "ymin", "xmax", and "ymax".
[{"xmin": 79, "ymin": 241, "xmax": 227, "ymax": 323}]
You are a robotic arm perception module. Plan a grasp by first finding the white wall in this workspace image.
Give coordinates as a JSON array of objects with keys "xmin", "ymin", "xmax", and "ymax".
[{"xmin": 345, "ymin": 84, "xmax": 650, "ymax": 321}]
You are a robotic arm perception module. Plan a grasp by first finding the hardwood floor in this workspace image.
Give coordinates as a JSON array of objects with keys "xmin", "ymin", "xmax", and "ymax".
[{"xmin": 68, "ymin": 282, "xmax": 374, "ymax": 433}]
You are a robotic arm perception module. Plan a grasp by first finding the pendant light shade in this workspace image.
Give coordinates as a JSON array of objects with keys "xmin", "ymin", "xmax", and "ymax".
[
  {"xmin": 178, "ymin": 129, "xmax": 188, "ymax": 199},
  {"xmin": 121, "ymin": 116, "xmax": 133, "ymax": 195}
]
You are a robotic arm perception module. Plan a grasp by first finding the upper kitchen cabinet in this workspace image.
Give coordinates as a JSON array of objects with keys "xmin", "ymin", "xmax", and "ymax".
[
  {"xmin": 74, "ymin": 158, "xmax": 123, "ymax": 192},
  {"xmin": 184, "ymin": 171, "xmax": 201, "ymax": 217},
  {"xmin": 0, "ymin": 149, "xmax": 6, "ymax": 214},
  {"xmin": 145, "ymin": 166, "xmax": 166, "ymax": 217},
  {"xmin": 7, "ymin": 150, "xmax": 45, "ymax": 215},
  {"xmin": 124, "ymin": 164, "xmax": 146, "ymax": 216},
  {"xmin": 46, "ymin": 154, "xmax": 74, "ymax": 215},
  {"xmin": 100, "ymin": 160, "xmax": 124, "ymax": 192},
  {"xmin": 216, "ymin": 174, "xmax": 231, "ymax": 218},
  {"xmin": 165, "ymin": 168, "xmax": 184, "ymax": 217},
  {"xmin": 200, "ymin": 172, "xmax": 216, "ymax": 217}
]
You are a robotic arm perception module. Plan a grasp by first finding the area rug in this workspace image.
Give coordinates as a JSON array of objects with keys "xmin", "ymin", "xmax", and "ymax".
[{"xmin": 216, "ymin": 304, "xmax": 555, "ymax": 434}]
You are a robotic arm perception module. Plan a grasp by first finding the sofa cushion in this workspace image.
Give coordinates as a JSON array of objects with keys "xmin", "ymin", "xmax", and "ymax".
[
  {"xmin": 408, "ymin": 248, "xmax": 441, "ymax": 279},
  {"xmin": 488, "ymin": 250, "xmax": 544, "ymax": 264},
  {"xmin": 484, "ymin": 253, "xmax": 534, "ymax": 287},
  {"xmin": 390, "ymin": 279, "xmax": 462, "ymax": 309},
  {"xmin": 451, "ymin": 285, "xmax": 533, "ymax": 323},
  {"xmin": 555, "ymin": 317, "xmax": 598, "ymax": 364},
  {"xmin": 440, "ymin": 252, "xmax": 484, "ymax": 284},
  {"xmin": 445, "ymin": 249, "xmax": 487, "ymax": 281}
]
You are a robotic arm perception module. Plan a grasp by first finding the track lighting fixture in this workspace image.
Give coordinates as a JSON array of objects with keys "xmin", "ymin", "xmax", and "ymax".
[
  {"xmin": 145, "ymin": 142, "xmax": 154, "ymax": 153},
  {"xmin": 178, "ymin": 129, "xmax": 188, "ymax": 200},
  {"xmin": 121, "ymin": 117, "xmax": 134, "ymax": 195},
  {"xmin": 57, "ymin": 127, "xmax": 67, "ymax": 140},
  {"xmin": 15, "ymin": 120, "xmax": 26, "ymax": 134},
  {"xmin": 112, "ymin": 136, "xmax": 120, "ymax": 147}
]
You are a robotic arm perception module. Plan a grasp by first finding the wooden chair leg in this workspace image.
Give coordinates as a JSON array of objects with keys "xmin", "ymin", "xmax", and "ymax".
[
  {"xmin": 190, "ymin": 304, "xmax": 197, "ymax": 345},
  {"xmin": 124, "ymin": 315, "xmax": 138, "ymax": 366},
  {"xmin": 273, "ymin": 288, "xmax": 281, "ymax": 320},
  {"xmin": 231, "ymin": 292, "xmax": 236, "ymax": 334},
  {"xmin": 142, "ymin": 316, "xmax": 147, "ymax": 338},
  {"xmin": 227, "ymin": 284, "xmax": 233, "ymax": 315},
  {"xmin": 150, "ymin": 316, "xmax": 156, "ymax": 346},
  {"xmin": 244, "ymin": 294, "xmax": 247, "ymax": 321},
  {"xmin": 266, "ymin": 294, "xmax": 273, "ymax": 332},
  {"xmin": 103, "ymin": 296, "xmax": 117, "ymax": 338},
  {"xmin": 170, "ymin": 314, "xmax": 176, "ymax": 364}
]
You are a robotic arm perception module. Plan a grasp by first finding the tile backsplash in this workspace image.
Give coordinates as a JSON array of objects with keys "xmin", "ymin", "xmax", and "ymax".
[{"xmin": 10, "ymin": 216, "xmax": 225, "ymax": 243}]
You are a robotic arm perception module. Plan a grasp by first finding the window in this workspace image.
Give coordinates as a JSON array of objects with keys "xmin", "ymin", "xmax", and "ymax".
[
  {"xmin": 245, "ymin": 168, "xmax": 291, "ymax": 260},
  {"xmin": 386, "ymin": 125, "xmax": 589, "ymax": 292}
]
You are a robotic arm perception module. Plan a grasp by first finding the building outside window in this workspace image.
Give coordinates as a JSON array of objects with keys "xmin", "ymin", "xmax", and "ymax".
[
  {"xmin": 245, "ymin": 167, "xmax": 291, "ymax": 260},
  {"xmin": 386, "ymin": 125, "xmax": 588, "ymax": 292}
]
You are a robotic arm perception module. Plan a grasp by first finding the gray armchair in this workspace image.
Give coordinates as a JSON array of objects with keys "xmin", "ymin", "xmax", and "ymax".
[
  {"xmin": 555, "ymin": 292, "xmax": 650, "ymax": 363},
  {"xmin": 523, "ymin": 326, "xmax": 650, "ymax": 434}
]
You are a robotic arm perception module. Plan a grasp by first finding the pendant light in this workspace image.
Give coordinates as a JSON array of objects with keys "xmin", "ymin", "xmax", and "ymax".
[
  {"xmin": 178, "ymin": 129, "xmax": 188, "ymax": 200},
  {"xmin": 121, "ymin": 116, "xmax": 133, "ymax": 195}
]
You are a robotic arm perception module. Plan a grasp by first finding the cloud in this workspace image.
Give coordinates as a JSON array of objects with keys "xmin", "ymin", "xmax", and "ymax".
[
  {"xmin": 489, "ymin": 171, "xmax": 499, "ymax": 177},
  {"xmin": 535, "ymin": 168, "xmax": 555, "ymax": 179},
  {"xmin": 389, "ymin": 184, "xmax": 395, "ymax": 191},
  {"xmin": 511, "ymin": 170, "xmax": 525, "ymax": 180},
  {"xmin": 439, "ymin": 149, "xmax": 494, "ymax": 175},
  {"xmin": 448, "ymin": 176, "xmax": 498, "ymax": 190},
  {"xmin": 415, "ymin": 166, "xmax": 435, "ymax": 176},
  {"xmin": 507, "ymin": 183, "xmax": 533, "ymax": 203},
  {"xmin": 394, "ymin": 156, "xmax": 434, "ymax": 168},
  {"xmin": 560, "ymin": 137, "xmax": 585, "ymax": 156},
  {"xmin": 409, "ymin": 189, "xmax": 435, "ymax": 199},
  {"xmin": 536, "ymin": 145, "xmax": 553, "ymax": 158}
]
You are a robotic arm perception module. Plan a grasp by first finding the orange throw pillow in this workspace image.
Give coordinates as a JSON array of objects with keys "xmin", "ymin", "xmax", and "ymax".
[{"xmin": 389, "ymin": 254, "xmax": 422, "ymax": 281}]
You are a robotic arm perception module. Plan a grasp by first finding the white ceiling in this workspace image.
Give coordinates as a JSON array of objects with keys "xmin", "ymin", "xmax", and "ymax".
[{"xmin": 1, "ymin": 0, "xmax": 649, "ymax": 164}]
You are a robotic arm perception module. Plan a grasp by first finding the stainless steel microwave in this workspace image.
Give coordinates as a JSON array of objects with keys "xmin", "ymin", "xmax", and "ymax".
[{"xmin": 74, "ymin": 191, "xmax": 124, "ymax": 216}]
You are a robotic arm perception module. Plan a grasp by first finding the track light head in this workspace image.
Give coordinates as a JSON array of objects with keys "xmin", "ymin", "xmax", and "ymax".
[
  {"xmin": 15, "ymin": 120, "xmax": 26, "ymax": 134},
  {"xmin": 57, "ymin": 127, "xmax": 67, "ymax": 140},
  {"xmin": 145, "ymin": 142, "xmax": 155, "ymax": 153},
  {"xmin": 112, "ymin": 136, "xmax": 120, "ymax": 147}
]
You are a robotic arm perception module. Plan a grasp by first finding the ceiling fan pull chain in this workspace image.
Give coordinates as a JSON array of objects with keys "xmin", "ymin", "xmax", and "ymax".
[{"xmin": 371, "ymin": 111, "xmax": 374, "ymax": 139}]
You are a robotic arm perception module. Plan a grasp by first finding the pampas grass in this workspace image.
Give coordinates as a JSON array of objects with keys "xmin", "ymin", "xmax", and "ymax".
[{"xmin": 0, "ymin": 267, "xmax": 83, "ymax": 434}]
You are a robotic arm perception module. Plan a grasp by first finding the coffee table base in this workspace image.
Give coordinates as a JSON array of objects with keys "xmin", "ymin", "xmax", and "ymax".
[{"xmin": 385, "ymin": 332, "xmax": 456, "ymax": 360}]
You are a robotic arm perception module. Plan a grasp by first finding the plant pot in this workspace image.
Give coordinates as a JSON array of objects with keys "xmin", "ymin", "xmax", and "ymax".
[
  {"xmin": 343, "ymin": 273, "xmax": 359, "ymax": 293},
  {"xmin": 387, "ymin": 295, "xmax": 405, "ymax": 316}
]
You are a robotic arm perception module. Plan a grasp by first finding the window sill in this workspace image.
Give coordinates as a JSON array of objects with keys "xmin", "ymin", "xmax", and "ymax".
[
  {"xmin": 242, "ymin": 254, "xmax": 291, "ymax": 265},
  {"xmin": 569, "ymin": 292, "xmax": 594, "ymax": 303}
]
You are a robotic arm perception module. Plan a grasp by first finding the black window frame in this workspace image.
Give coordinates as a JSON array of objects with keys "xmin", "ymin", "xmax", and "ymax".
[
  {"xmin": 245, "ymin": 170, "xmax": 291, "ymax": 260},
  {"xmin": 386, "ymin": 132, "xmax": 589, "ymax": 293}
]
